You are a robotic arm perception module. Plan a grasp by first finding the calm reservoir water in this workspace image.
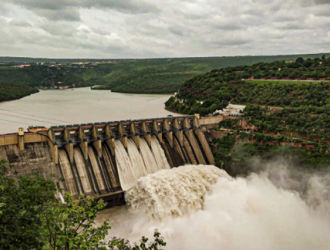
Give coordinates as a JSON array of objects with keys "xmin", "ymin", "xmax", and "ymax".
[{"xmin": 0, "ymin": 88, "xmax": 174, "ymax": 134}]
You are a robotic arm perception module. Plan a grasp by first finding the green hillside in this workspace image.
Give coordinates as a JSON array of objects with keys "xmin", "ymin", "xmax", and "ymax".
[
  {"xmin": 0, "ymin": 82, "xmax": 38, "ymax": 102},
  {"xmin": 0, "ymin": 66, "xmax": 84, "ymax": 88},
  {"xmin": 166, "ymin": 55, "xmax": 330, "ymax": 115},
  {"xmin": 89, "ymin": 54, "xmax": 330, "ymax": 93},
  {"xmin": 1, "ymin": 53, "xmax": 330, "ymax": 95}
]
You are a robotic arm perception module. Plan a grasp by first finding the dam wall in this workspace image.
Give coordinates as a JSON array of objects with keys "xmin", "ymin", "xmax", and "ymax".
[{"xmin": 0, "ymin": 115, "xmax": 214, "ymax": 206}]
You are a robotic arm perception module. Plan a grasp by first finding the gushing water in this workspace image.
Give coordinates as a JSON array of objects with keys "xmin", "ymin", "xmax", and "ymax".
[
  {"xmin": 150, "ymin": 136, "xmax": 170, "ymax": 171},
  {"xmin": 115, "ymin": 140, "xmax": 136, "ymax": 191},
  {"xmin": 127, "ymin": 139, "xmax": 148, "ymax": 180},
  {"xmin": 126, "ymin": 165, "xmax": 231, "ymax": 219},
  {"xmin": 139, "ymin": 138, "xmax": 159, "ymax": 174},
  {"xmin": 115, "ymin": 138, "xmax": 172, "ymax": 190},
  {"xmin": 97, "ymin": 164, "xmax": 330, "ymax": 250}
]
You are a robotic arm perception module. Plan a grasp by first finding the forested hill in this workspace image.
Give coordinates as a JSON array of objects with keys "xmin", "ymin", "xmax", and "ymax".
[
  {"xmin": 165, "ymin": 55, "xmax": 330, "ymax": 115},
  {"xmin": 87, "ymin": 54, "xmax": 330, "ymax": 93},
  {"xmin": 0, "ymin": 82, "xmax": 38, "ymax": 102},
  {"xmin": 1, "ymin": 53, "xmax": 330, "ymax": 94}
]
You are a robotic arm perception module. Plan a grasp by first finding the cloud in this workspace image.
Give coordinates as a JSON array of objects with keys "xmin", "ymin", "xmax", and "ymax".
[
  {"xmin": 313, "ymin": 0, "xmax": 330, "ymax": 5},
  {"xmin": 211, "ymin": 39, "xmax": 250, "ymax": 47},
  {"xmin": 0, "ymin": 0, "xmax": 329, "ymax": 58},
  {"xmin": 274, "ymin": 21, "xmax": 308, "ymax": 30},
  {"xmin": 9, "ymin": 19, "xmax": 32, "ymax": 27},
  {"xmin": 6, "ymin": 0, "xmax": 159, "ymax": 21},
  {"xmin": 33, "ymin": 9, "xmax": 81, "ymax": 21}
]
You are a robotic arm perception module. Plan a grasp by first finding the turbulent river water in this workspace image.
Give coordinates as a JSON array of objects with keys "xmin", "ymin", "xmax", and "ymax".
[
  {"xmin": 0, "ymin": 87, "xmax": 173, "ymax": 134},
  {"xmin": 96, "ymin": 164, "xmax": 330, "ymax": 250}
]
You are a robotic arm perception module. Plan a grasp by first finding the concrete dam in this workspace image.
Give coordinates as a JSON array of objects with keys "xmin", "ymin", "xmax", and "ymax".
[{"xmin": 0, "ymin": 115, "xmax": 215, "ymax": 206}]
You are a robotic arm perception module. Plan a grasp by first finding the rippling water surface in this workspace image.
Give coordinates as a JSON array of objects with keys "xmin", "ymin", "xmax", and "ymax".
[{"xmin": 0, "ymin": 88, "xmax": 173, "ymax": 134}]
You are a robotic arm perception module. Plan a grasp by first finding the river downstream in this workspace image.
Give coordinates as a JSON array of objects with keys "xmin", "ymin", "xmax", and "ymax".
[{"xmin": 0, "ymin": 88, "xmax": 174, "ymax": 134}]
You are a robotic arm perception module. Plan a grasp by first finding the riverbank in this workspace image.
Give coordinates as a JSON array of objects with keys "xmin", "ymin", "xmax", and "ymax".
[{"xmin": 91, "ymin": 86, "xmax": 175, "ymax": 94}]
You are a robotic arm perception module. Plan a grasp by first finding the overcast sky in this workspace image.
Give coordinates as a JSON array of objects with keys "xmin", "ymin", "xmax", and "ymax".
[{"xmin": 0, "ymin": 0, "xmax": 329, "ymax": 58}]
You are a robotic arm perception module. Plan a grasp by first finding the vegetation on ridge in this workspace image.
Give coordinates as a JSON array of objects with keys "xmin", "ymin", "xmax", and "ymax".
[
  {"xmin": 0, "ymin": 82, "xmax": 38, "ymax": 102},
  {"xmin": 1, "ymin": 53, "xmax": 330, "ymax": 102},
  {"xmin": 166, "ymin": 56, "xmax": 330, "ymax": 115}
]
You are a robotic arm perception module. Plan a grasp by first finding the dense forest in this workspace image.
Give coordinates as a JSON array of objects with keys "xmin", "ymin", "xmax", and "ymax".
[
  {"xmin": 1, "ymin": 53, "xmax": 330, "ymax": 96},
  {"xmin": 0, "ymin": 82, "xmax": 38, "ymax": 102},
  {"xmin": 90, "ymin": 54, "xmax": 330, "ymax": 93},
  {"xmin": 166, "ymin": 56, "xmax": 330, "ymax": 115},
  {"xmin": 0, "ymin": 66, "xmax": 84, "ymax": 88}
]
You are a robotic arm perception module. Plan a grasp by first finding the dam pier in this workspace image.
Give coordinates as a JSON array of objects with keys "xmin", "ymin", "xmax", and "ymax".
[{"xmin": 0, "ymin": 115, "xmax": 221, "ymax": 206}]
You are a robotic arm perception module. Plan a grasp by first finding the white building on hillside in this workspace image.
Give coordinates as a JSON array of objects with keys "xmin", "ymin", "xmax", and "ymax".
[{"xmin": 213, "ymin": 104, "xmax": 246, "ymax": 117}]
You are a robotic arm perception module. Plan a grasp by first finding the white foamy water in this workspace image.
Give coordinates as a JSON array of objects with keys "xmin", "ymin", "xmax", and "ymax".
[
  {"xmin": 115, "ymin": 140, "xmax": 136, "ymax": 191},
  {"xmin": 139, "ymin": 138, "xmax": 159, "ymax": 174},
  {"xmin": 97, "ymin": 164, "xmax": 330, "ymax": 250},
  {"xmin": 127, "ymin": 139, "xmax": 148, "ymax": 179},
  {"xmin": 115, "ymin": 138, "xmax": 172, "ymax": 191},
  {"xmin": 126, "ymin": 165, "xmax": 231, "ymax": 219},
  {"xmin": 150, "ymin": 136, "xmax": 170, "ymax": 171}
]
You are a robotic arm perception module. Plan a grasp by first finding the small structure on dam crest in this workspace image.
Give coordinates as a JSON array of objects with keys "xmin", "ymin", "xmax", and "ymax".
[{"xmin": 0, "ymin": 115, "xmax": 214, "ymax": 206}]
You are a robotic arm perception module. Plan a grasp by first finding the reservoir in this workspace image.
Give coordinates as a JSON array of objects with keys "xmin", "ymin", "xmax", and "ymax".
[{"xmin": 0, "ymin": 87, "xmax": 174, "ymax": 134}]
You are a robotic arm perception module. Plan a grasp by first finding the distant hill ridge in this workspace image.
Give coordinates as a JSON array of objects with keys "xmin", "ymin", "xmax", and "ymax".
[
  {"xmin": 1, "ymin": 53, "xmax": 330, "ymax": 63},
  {"xmin": 1, "ymin": 53, "xmax": 330, "ymax": 95}
]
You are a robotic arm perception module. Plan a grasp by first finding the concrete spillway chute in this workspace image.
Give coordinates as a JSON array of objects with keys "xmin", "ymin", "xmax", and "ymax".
[
  {"xmin": 117, "ymin": 123, "xmax": 128, "ymax": 149},
  {"xmin": 192, "ymin": 117, "xmax": 215, "ymax": 165},
  {"xmin": 129, "ymin": 122, "xmax": 140, "ymax": 149},
  {"xmin": 91, "ymin": 125, "xmax": 102, "ymax": 158},
  {"xmin": 163, "ymin": 119, "xmax": 173, "ymax": 148},
  {"xmin": 62, "ymin": 128, "xmax": 74, "ymax": 164},
  {"xmin": 47, "ymin": 128, "xmax": 59, "ymax": 164},
  {"xmin": 141, "ymin": 121, "xmax": 151, "ymax": 147},
  {"xmin": 76, "ymin": 127, "xmax": 88, "ymax": 160},
  {"xmin": 104, "ymin": 124, "xmax": 115, "ymax": 156},
  {"xmin": 152, "ymin": 120, "xmax": 162, "ymax": 143},
  {"xmin": 173, "ymin": 118, "xmax": 183, "ymax": 146},
  {"xmin": 183, "ymin": 117, "xmax": 206, "ymax": 165}
]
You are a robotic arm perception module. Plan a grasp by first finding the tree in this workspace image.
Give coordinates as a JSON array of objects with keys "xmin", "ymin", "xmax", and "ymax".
[
  {"xmin": 0, "ymin": 160, "xmax": 57, "ymax": 250},
  {"xmin": 296, "ymin": 57, "xmax": 305, "ymax": 65},
  {"xmin": 45, "ymin": 194, "xmax": 111, "ymax": 250},
  {"xmin": 322, "ymin": 54, "xmax": 326, "ymax": 62},
  {"xmin": 303, "ymin": 59, "xmax": 313, "ymax": 68},
  {"xmin": 0, "ymin": 160, "xmax": 166, "ymax": 250},
  {"xmin": 45, "ymin": 193, "xmax": 167, "ymax": 250},
  {"xmin": 109, "ymin": 230, "xmax": 166, "ymax": 250}
]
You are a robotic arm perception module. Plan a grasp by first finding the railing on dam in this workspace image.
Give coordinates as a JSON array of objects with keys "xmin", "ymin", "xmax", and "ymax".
[{"xmin": 0, "ymin": 115, "xmax": 214, "ymax": 206}]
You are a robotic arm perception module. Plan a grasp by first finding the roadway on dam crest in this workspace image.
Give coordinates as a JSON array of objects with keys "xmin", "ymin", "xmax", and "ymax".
[{"xmin": 0, "ymin": 87, "xmax": 174, "ymax": 134}]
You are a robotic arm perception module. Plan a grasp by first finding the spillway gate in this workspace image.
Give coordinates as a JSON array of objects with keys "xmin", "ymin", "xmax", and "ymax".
[{"xmin": 0, "ymin": 115, "xmax": 214, "ymax": 206}]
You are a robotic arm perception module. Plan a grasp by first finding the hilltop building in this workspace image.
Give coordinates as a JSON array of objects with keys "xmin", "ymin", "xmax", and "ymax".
[{"xmin": 213, "ymin": 104, "xmax": 246, "ymax": 117}]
